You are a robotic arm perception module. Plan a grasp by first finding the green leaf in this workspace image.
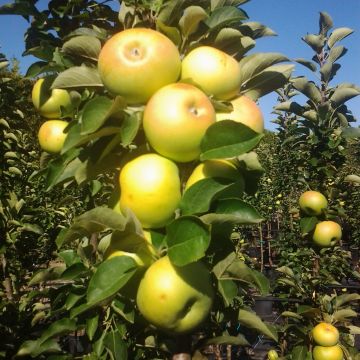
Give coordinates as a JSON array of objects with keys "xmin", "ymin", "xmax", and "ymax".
[
  {"xmin": 200, "ymin": 121, "xmax": 263, "ymax": 160},
  {"xmin": 60, "ymin": 263, "xmax": 89, "ymax": 280},
  {"xmin": 328, "ymin": 45, "xmax": 347, "ymax": 64},
  {"xmin": 166, "ymin": 216, "xmax": 210, "ymax": 266},
  {"xmin": 201, "ymin": 198, "xmax": 263, "ymax": 225},
  {"xmin": 300, "ymin": 216, "xmax": 318, "ymax": 235},
  {"xmin": 86, "ymin": 314, "xmax": 99, "ymax": 341},
  {"xmin": 87, "ymin": 256, "xmax": 137, "ymax": 305},
  {"xmin": 103, "ymin": 330, "xmax": 128, "ymax": 360},
  {"xmin": 52, "ymin": 66, "xmax": 103, "ymax": 89},
  {"xmin": 328, "ymin": 27, "xmax": 354, "ymax": 48},
  {"xmin": 302, "ymin": 34, "xmax": 326, "ymax": 53},
  {"xmin": 199, "ymin": 334, "xmax": 249, "ymax": 347},
  {"xmin": 29, "ymin": 266, "xmax": 65, "ymax": 285},
  {"xmin": 218, "ymin": 279, "xmax": 238, "ymax": 306},
  {"xmin": 16, "ymin": 338, "xmax": 61, "ymax": 358},
  {"xmin": 56, "ymin": 207, "xmax": 141, "ymax": 248},
  {"xmin": 181, "ymin": 177, "xmax": 243, "ymax": 215},
  {"xmin": 239, "ymin": 21, "xmax": 276, "ymax": 39},
  {"xmin": 179, "ymin": 6, "xmax": 208, "ymax": 38},
  {"xmin": 39, "ymin": 318, "xmax": 77, "ymax": 344},
  {"xmin": 330, "ymin": 87, "xmax": 360, "ymax": 106},
  {"xmin": 276, "ymin": 266, "xmax": 294, "ymax": 277},
  {"xmin": 291, "ymin": 77, "xmax": 322, "ymax": 103},
  {"xmin": 238, "ymin": 308, "xmax": 278, "ymax": 341},
  {"xmin": 342, "ymin": 128, "xmax": 360, "ymax": 139},
  {"xmin": 205, "ymin": 6, "xmax": 248, "ymax": 31},
  {"xmin": 111, "ymin": 299, "xmax": 135, "ymax": 323},
  {"xmin": 62, "ymin": 35, "xmax": 101, "ymax": 61},
  {"xmin": 334, "ymin": 293, "xmax": 360, "ymax": 307},
  {"xmin": 291, "ymin": 345, "xmax": 311, "ymax": 360},
  {"xmin": 80, "ymin": 96, "xmax": 113, "ymax": 135},
  {"xmin": 239, "ymin": 52, "xmax": 289, "ymax": 86},
  {"xmin": 332, "ymin": 308, "xmax": 358, "ymax": 321},
  {"xmin": 241, "ymin": 64, "xmax": 294, "ymax": 100},
  {"xmin": 344, "ymin": 174, "xmax": 360, "ymax": 183},
  {"xmin": 281, "ymin": 311, "xmax": 303, "ymax": 320},
  {"xmin": 319, "ymin": 12, "xmax": 333, "ymax": 36},
  {"xmin": 226, "ymin": 259, "xmax": 270, "ymax": 294},
  {"xmin": 214, "ymin": 28, "xmax": 255, "ymax": 58},
  {"xmin": 156, "ymin": 21, "xmax": 181, "ymax": 47},
  {"xmin": 294, "ymin": 58, "xmax": 317, "ymax": 72},
  {"xmin": 211, "ymin": 0, "xmax": 250, "ymax": 10},
  {"xmin": 348, "ymin": 325, "xmax": 360, "ymax": 335}
]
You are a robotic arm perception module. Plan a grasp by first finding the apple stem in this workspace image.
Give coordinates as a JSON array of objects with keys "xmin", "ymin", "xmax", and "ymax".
[{"xmin": 172, "ymin": 335, "xmax": 192, "ymax": 360}]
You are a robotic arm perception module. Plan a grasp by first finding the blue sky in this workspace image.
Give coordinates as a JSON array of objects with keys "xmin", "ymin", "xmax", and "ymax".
[{"xmin": 0, "ymin": 0, "xmax": 359, "ymax": 131}]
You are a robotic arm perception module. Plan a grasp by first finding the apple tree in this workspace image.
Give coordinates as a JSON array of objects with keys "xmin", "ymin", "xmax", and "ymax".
[{"xmin": 0, "ymin": 0, "xmax": 295, "ymax": 358}]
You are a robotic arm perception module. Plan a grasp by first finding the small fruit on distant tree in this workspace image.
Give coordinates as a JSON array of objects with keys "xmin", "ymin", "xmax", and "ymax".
[
  {"xmin": 216, "ymin": 95, "xmax": 264, "ymax": 133},
  {"xmin": 119, "ymin": 153, "xmax": 181, "ymax": 229},
  {"xmin": 37, "ymin": 120, "xmax": 68, "ymax": 154},
  {"xmin": 267, "ymin": 349, "xmax": 279, "ymax": 360},
  {"xmin": 32, "ymin": 77, "xmax": 72, "ymax": 119},
  {"xmin": 299, "ymin": 190, "xmax": 328, "ymax": 216},
  {"xmin": 185, "ymin": 159, "xmax": 239, "ymax": 190},
  {"xmin": 98, "ymin": 28, "xmax": 181, "ymax": 104},
  {"xmin": 143, "ymin": 83, "xmax": 216, "ymax": 162},
  {"xmin": 312, "ymin": 322, "xmax": 339, "ymax": 346},
  {"xmin": 312, "ymin": 221, "xmax": 342, "ymax": 248},
  {"xmin": 312, "ymin": 345, "xmax": 343, "ymax": 360},
  {"xmin": 136, "ymin": 256, "xmax": 214, "ymax": 334},
  {"xmin": 181, "ymin": 46, "xmax": 241, "ymax": 100}
]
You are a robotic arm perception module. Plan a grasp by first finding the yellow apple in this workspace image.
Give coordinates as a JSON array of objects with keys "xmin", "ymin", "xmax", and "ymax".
[
  {"xmin": 98, "ymin": 28, "xmax": 181, "ymax": 104},
  {"xmin": 181, "ymin": 46, "xmax": 241, "ymax": 100},
  {"xmin": 136, "ymin": 256, "xmax": 214, "ymax": 334},
  {"xmin": 32, "ymin": 77, "xmax": 72, "ymax": 119},
  {"xmin": 119, "ymin": 153, "xmax": 181, "ymax": 229},
  {"xmin": 299, "ymin": 191, "xmax": 328, "ymax": 216},
  {"xmin": 37, "ymin": 120, "xmax": 68, "ymax": 154},
  {"xmin": 143, "ymin": 83, "xmax": 216, "ymax": 162},
  {"xmin": 312, "ymin": 322, "xmax": 339, "ymax": 346},
  {"xmin": 267, "ymin": 349, "xmax": 279, "ymax": 360},
  {"xmin": 312, "ymin": 221, "xmax": 342, "ymax": 248},
  {"xmin": 185, "ymin": 159, "xmax": 240, "ymax": 190},
  {"xmin": 312, "ymin": 345, "xmax": 343, "ymax": 360},
  {"xmin": 216, "ymin": 95, "xmax": 264, "ymax": 133}
]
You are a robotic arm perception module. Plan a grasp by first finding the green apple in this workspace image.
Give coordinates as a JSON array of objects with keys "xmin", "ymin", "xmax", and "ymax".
[
  {"xmin": 32, "ymin": 77, "xmax": 71, "ymax": 119},
  {"xmin": 313, "ymin": 345, "xmax": 343, "ymax": 360},
  {"xmin": 143, "ymin": 83, "xmax": 216, "ymax": 162},
  {"xmin": 119, "ymin": 153, "xmax": 181, "ymax": 229},
  {"xmin": 267, "ymin": 349, "xmax": 279, "ymax": 360},
  {"xmin": 37, "ymin": 120, "xmax": 68, "ymax": 154},
  {"xmin": 216, "ymin": 95, "xmax": 264, "ymax": 133},
  {"xmin": 312, "ymin": 322, "xmax": 339, "ymax": 346},
  {"xmin": 299, "ymin": 191, "xmax": 328, "ymax": 216},
  {"xmin": 98, "ymin": 28, "xmax": 181, "ymax": 105},
  {"xmin": 136, "ymin": 256, "xmax": 214, "ymax": 334},
  {"xmin": 312, "ymin": 221, "xmax": 342, "ymax": 248},
  {"xmin": 185, "ymin": 159, "xmax": 240, "ymax": 190},
  {"xmin": 181, "ymin": 46, "xmax": 241, "ymax": 100}
]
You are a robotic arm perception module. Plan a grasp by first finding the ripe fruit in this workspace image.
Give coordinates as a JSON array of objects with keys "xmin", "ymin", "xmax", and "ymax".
[
  {"xmin": 299, "ymin": 191, "xmax": 328, "ymax": 216},
  {"xmin": 143, "ymin": 83, "xmax": 216, "ymax": 162},
  {"xmin": 312, "ymin": 345, "xmax": 343, "ymax": 360},
  {"xmin": 98, "ymin": 28, "xmax": 181, "ymax": 104},
  {"xmin": 185, "ymin": 159, "xmax": 239, "ymax": 190},
  {"xmin": 267, "ymin": 349, "xmax": 279, "ymax": 360},
  {"xmin": 119, "ymin": 154, "xmax": 181, "ymax": 229},
  {"xmin": 312, "ymin": 322, "xmax": 340, "ymax": 346},
  {"xmin": 216, "ymin": 95, "xmax": 264, "ymax": 133},
  {"xmin": 37, "ymin": 120, "xmax": 68, "ymax": 154},
  {"xmin": 312, "ymin": 221, "xmax": 342, "ymax": 248},
  {"xmin": 32, "ymin": 77, "xmax": 71, "ymax": 119},
  {"xmin": 136, "ymin": 256, "xmax": 214, "ymax": 334},
  {"xmin": 181, "ymin": 46, "xmax": 241, "ymax": 100}
]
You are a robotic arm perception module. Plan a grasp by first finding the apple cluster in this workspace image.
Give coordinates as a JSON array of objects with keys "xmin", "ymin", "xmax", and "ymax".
[
  {"xmin": 31, "ymin": 76, "xmax": 71, "ymax": 154},
  {"xmin": 96, "ymin": 27, "xmax": 265, "ymax": 334},
  {"xmin": 311, "ymin": 322, "xmax": 343, "ymax": 360},
  {"xmin": 298, "ymin": 191, "xmax": 342, "ymax": 248}
]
